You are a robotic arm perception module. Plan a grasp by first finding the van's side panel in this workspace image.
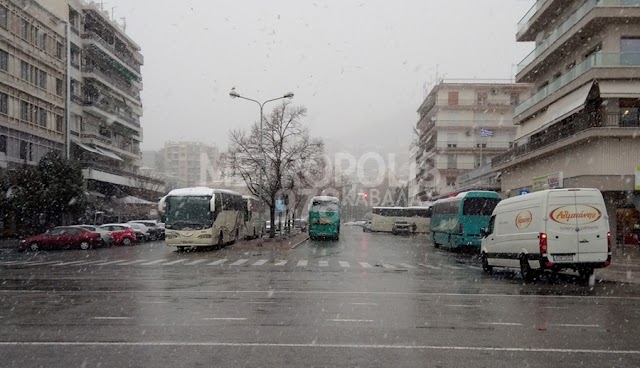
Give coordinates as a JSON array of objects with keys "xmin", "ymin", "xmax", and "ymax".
[{"xmin": 493, "ymin": 197, "xmax": 543, "ymax": 268}]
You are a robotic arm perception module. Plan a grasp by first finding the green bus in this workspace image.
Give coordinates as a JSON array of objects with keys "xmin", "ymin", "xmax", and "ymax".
[
  {"xmin": 308, "ymin": 196, "xmax": 341, "ymax": 241},
  {"xmin": 430, "ymin": 191, "xmax": 501, "ymax": 249}
]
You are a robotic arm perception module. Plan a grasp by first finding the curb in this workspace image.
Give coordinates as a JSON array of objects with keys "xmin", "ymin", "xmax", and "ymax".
[{"xmin": 290, "ymin": 236, "xmax": 310, "ymax": 250}]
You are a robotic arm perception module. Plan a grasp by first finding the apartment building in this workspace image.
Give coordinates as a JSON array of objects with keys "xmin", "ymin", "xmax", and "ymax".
[
  {"xmin": 0, "ymin": 0, "xmax": 67, "ymax": 169},
  {"xmin": 163, "ymin": 141, "xmax": 220, "ymax": 189},
  {"xmin": 407, "ymin": 141, "xmax": 420, "ymax": 205},
  {"xmin": 493, "ymin": 0, "xmax": 640, "ymax": 243},
  {"xmin": 414, "ymin": 80, "xmax": 531, "ymax": 200}
]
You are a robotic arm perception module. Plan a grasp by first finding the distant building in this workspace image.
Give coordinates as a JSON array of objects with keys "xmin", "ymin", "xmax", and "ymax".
[
  {"xmin": 162, "ymin": 141, "xmax": 219, "ymax": 189},
  {"xmin": 407, "ymin": 141, "xmax": 420, "ymax": 205},
  {"xmin": 414, "ymin": 80, "xmax": 532, "ymax": 200}
]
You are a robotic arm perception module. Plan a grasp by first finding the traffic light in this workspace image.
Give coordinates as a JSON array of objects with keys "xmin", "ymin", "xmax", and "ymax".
[{"xmin": 362, "ymin": 193, "xmax": 368, "ymax": 199}]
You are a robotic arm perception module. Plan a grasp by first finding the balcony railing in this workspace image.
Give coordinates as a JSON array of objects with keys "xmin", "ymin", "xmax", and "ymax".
[
  {"xmin": 82, "ymin": 31, "xmax": 141, "ymax": 73},
  {"xmin": 515, "ymin": 53, "xmax": 640, "ymax": 116},
  {"xmin": 517, "ymin": 0, "xmax": 548, "ymax": 35},
  {"xmin": 518, "ymin": 0, "xmax": 640, "ymax": 74},
  {"xmin": 493, "ymin": 112, "xmax": 639, "ymax": 166},
  {"xmin": 435, "ymin": 140, "xmax": 512, "ymax": 149},
  {"xmin": 82, "ymin": 99, "xmax": 140, "ymax": 127},
  {"xmin": 435, "ymin": 98, "xmax": 515, "ymax": 108},
  {"xmin": 82, "ymin": 66, "xmax": 140, "ymax": 100},
  {"xmin": 80, "ymin": 161, "xmax": 164, "ymax": 186}
]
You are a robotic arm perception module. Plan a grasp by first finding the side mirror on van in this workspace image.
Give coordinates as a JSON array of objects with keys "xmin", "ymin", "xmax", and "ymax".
[{"xmin": 480, "ymin": 228, "xmax": 488, "ymax": 238}]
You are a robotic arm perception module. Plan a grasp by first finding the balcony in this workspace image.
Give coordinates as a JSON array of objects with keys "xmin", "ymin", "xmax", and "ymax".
[
  {"xmin": 435, "ymin": 140, "xmax": 512, "ymax": 150},
  {"xmin": 436, "ymin": 98, "xmax": 514, "ymax": 108},
  {"xmin": 493, "ymin": 112, "xmax": 639, "ymax": 166},
  {"xmin": 82, "ymin": 31, "xmax": 141, "ymax": 74},
  {"xmin": 515, "ymin": 53, "xmax": 640, "ymax": 117},
  {"xmin": 81, "ymin": 99, "xmax": 141, "ymax": 131},
  {"xmin": 517, "ymin": 0, "xmax": 640, "ymax": 75},
  {"xmin": 82, "ymin": 66, "xmax": 141, "ymax": 101},
  {"xmin": 517, "ymin": 0, "xmax": 548, "ymax": 37},
  {"xmin": 80, "ymin": 161, "xmax": 165, "ymax": 188}
]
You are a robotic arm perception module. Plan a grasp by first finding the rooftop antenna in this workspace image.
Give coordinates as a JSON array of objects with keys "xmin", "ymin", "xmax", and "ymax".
[{"xmin": 120, "ymin": 17, "xmax": 127, "ymax": 31}]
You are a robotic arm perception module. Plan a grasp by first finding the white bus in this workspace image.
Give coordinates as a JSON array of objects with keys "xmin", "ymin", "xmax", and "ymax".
[
  {"xmin": 159, "ymin": 187, "xmax": 244, "ymax": 251},
  {"xmin": 369, "ymin": 206, "xmax": 432, "ymax": 233},
  {"xmin": 242, "ymin": 195, "xmax": 266, "ymax": 240}
]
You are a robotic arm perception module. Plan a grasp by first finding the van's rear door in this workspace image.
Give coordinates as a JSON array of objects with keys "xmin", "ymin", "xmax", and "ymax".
[
  {"xmin": 546, "ymin": 191, "xmax": 579, "ymax": 263},
  {"xmin": 574, "ymin": 190, "xmax": 608, "ymax": 263}
]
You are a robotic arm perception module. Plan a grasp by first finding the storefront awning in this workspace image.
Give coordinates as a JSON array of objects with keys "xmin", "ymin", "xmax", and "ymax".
[
  {"xmin": 598, "ymin": 81, "xmax": 640, "ymax": 99},
  {"xmin": 94, "ymin": 146, "xmax": 124, "ymax": 161},
  {"xmin": 74, "ymin": 141, "xmax": 101, "ymax": 154},
  {"xmin": 116, "ymin": 195, "xmax": 153, "ymax": 205}
]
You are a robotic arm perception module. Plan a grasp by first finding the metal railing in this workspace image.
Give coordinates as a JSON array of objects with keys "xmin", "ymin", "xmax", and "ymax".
[
  {"xmin": 518, "ymin": 0, "xmax": 640, "ymax": 73},
  {"xmin": 517, "ymin": 0, "xmax": 548, "ymax": 34},
  {"xmin": 82, "ymin": 66, "xmax": 140, "ymax": 100},
  {"xmin": 493, "ymin": 112, "xmax": 639, "ymax": 165},
  {"xmin": 515, "ymin": 53, "xmax": 640, "ymax": 116},
  {"xmin": 82, "ymin": 31, "xmax": 141, "ymax": 73},
  {"xmin": 82, "ymin": 99, "xmax": 140, "ymax": 127},
  {"xmin": 80, "ymin": 161, "xmax": 164, "ymax": 185},
  {"xmin": 435, "ymin": 98, "xmax": 515, "ymax": 107},
  {"xmin": 435, "ymin": 140, "xmax": 512, "ymax": 149}
]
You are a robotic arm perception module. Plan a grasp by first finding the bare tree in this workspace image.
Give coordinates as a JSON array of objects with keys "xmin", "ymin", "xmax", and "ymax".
[{"xmin": 224, "ymin": 101, "xmax": 325, "ymax": 238}]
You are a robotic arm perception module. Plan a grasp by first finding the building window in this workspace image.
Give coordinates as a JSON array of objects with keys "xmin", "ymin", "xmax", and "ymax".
[
  {"xmin": 448, "ymin": 91, "xmax": 459, "ymax": 106},
  {"xmin": 510, "ymin": 93, "xmax": 519, "ymax": 106},
  {"xmin": 39, "ymin": 70, "xmax": 47, "ymax": 89},
  {"xmin": 0, "ymin": 6, "xmax": 8, "ymax": 29},
  {"xmin": 477, "ymin": 92, "xmax": 488, "ymax": 105},
  {"xmin": 20, "ymin": 60, "xmax": 28, "ymax": 81},
  {"xmin": 476, "ymin": 143, "xmax": 487, "ymax": 148},
  {"xmin": 446, "ymin": 154, "xmax": 457, "ymax": 169},
  {"xmin": 56, "ymin": 42, "xmax": 63, "ymax": 59},
  {"xmin": 39, "ymin": 32, "xmax": 47, "ymax": 50},
  {"xmin": 56, "ymin": 78, "xmax": 63, "ymax": 96},
  {"xmin": 0, "ymin": 49, "xmax": 7, "ymax": 71},
  {"xmin": 20, "ymin": 101, "xmax": 28, "ymax": 121},
  {"xmin": 0, "ymin": 135, "xmax": 6, "ymax": 154},
  {"xmin": 0, "ymin": 92, "xmax": 7, "ymax": 114},
  {"xmin": 446, "ymin": 177, "xmax": 456, "ymax": 187},
  {"xmin": 21, "ymin": 19, "xmax": 29, "ymax": 39},
  {"xmin": 39, "ymin": 108, "xmax": 47, "ymax": 127},
  {"xmin": 56, "ymin": 115, "xmax": 63, "ymax": 132},
  {"xmin": 19, "ymin": 140, "xmax": 27, "ymax": 160}
]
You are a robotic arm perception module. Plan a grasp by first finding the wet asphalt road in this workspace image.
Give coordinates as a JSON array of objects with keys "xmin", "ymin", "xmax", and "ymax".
[{"xmin": 1, "ymin": 227, "xmax": 640, "ymax": 368}]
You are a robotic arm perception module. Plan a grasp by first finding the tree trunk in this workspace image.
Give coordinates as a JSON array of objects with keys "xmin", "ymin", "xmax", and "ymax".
[{"xmin": 269, "ymin": 205, "xmax": 276, "ymax": 238}]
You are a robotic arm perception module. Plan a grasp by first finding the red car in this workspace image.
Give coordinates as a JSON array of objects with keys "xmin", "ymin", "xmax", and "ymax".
[
  {"xmin": 100, "ymin": 224, "xmax": 136, "ymax": 246},
  {"xmin": 19, "ymin": 226, "xmax": 103, "ymax": 252}
]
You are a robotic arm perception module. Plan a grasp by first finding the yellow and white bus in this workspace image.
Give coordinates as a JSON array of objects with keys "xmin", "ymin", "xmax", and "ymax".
[
  {"xmin": 159, "ymin": 187, "xmax": 244, "ymax": 251},
  {"xmin": 242, "ymin": 195, "xmax": 266, "ymax": 240},
  {"xmin": 369, "ymin": 206, "xmax": 432, "ymax": 233}
]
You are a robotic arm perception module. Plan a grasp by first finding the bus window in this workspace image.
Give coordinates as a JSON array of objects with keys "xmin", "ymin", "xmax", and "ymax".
[{"xmin": 463, "ymin": 198, "xmax": 500, "ymax": 216}]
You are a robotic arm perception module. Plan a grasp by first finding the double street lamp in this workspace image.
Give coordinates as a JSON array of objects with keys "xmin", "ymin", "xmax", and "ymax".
[{"xmin": 229, "ymin": 89, "xmax": 294, "ymax": 210}]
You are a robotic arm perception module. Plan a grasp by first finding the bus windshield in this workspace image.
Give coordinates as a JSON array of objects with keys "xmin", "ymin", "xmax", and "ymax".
[
  {"xmin": 311, "ymin": 200, "xmax": 339, "ymax": 213},
  {"xmin": 462, "ymin": 198, "xmax": 500, "ymax": 216},
  {"xmin": 166, "ymin": 196, "xmax": 213, "ymax": 230}
]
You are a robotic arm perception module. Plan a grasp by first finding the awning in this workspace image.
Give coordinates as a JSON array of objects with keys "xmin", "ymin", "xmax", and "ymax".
[
  {"xmin": 85, "ymin": 190, "xmax": 106, "ymax": 198},
  {"xmin": 94, "ymin": 146, "xmax": 124, "ymax": 161},
  {"xmin": 115, "ymin": 195, "xmax": 153, "ymax": 205},
  {"xmin": 598, "ymin": 81, "xmax": 640, "ymax": 99},
  {"xmin": 73, "ymin": 141, "xmax": 101, "ymax": 154}
]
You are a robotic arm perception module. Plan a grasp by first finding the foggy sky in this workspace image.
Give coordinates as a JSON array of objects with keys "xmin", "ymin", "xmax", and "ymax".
[{"xmin": 107, "ymin": 0, "xmax": 534, "ymax": 158}]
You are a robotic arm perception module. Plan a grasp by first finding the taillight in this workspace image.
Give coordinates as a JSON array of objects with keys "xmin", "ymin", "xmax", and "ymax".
[
  {"xmin": 607, "ymin": 232, "xmax": 612, "ymax": 252},
  {"xmin": 539, "ymin": 232, "xmax": 548, "ymax": 254},
  {"xmin": 459, "ymin": 223, "xmax": 463, "ymax": 234}
]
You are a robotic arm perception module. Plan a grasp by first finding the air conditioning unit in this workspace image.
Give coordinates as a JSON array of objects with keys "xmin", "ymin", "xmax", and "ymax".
[
  {"xmin": 490, "ymin": 88, "xmax": 498, "ymax": 95},
  {"xmin": 465, "ymin": 130, "xmax": 472, "ymax": 137}
]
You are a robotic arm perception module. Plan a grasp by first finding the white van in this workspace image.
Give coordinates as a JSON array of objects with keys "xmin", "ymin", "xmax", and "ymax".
[{"xmin": 480, "ymin": 188, "xmax": 611, "ymax": 281}]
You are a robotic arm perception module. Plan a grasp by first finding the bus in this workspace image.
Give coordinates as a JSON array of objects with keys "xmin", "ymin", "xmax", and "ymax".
[
  {"xmin": 369, "ymin": 207, "xmax": 432, "ymax": 233},
  {"xmin": 242, "ymin": 195, "xmax": 266, "ymax": 240},
  {"xmin": 308, "ymin": 196, "xmax": 341, "ymax": 241},
  {"xmin": 159, "ymin": 187, "xmax": 245, "ymax": 251},
  {"xmin": 430, "ymin": 191, "xmax": 501, "ymax": 249}
]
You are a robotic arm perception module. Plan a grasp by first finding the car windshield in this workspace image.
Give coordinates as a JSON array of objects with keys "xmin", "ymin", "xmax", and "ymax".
[{"xmin": 3, "ymin": 1, "xmax": 640, "ymax": 367}]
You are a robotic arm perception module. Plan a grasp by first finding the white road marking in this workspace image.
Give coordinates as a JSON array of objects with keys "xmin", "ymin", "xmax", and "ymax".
[
  {"xmin": 339, "ymin": 261, "xmax": 350, "ymax": 268},
  {"xmin": 419, "ymin": 263, "xmax": 442, "ymax": 270},
  {"xmin": 351, "ymin": 303, "xmax": 377, "ymax": 306},
  {"xmin": 551, "ymin": 324, "xmax": 600, "ymax": 328},
  {"xmin": 92, "ymin": 317, "xmax": 131, "ymax": 320},
  {"xmin": 141, "ymin": 259, "xmax": 167, "ymax": 265},
  {"xmin": 358, "ymin": 262, "xmax": 372, "ymax": 268},
  {"xmin": 446, "ymin": 304, "xmax": 479, "ymax": 308},
  {"xmin": 274, "ymin": 260, "xmax": 287, "ymax": 266},
  {"xmin": 479, "ymin": 322, "xmax": 523, "ymax": 326},
  {"xmin": 318, "ymin": 260, "xmax": 329, "ymax": 267},
  {"xmin": 207, "ymin": 259, "xmax": 228, "ymax": 266},
  {"xmin": 230, "ymin": 259, "xmax": 248, "ymax": 266},
  {"xmin": 542, "ymin": 306, "xmax": 569, "ymax": 310},
  {"xmin": 94, "ymin": 260, "xmax": 127, "ymax": 266},
  {"xmin": 399, "ymin": 263, "xmax": 416, "ymax": 269},
  {"xmin": 202, "ymin": 317, "xmax": 247, "ymax": 321},
  {"xmin": 252, "ymin": 259, "xmax": 268, "ymax": 266},
  {"xmin": 328, "ymin": 319, "xmax": 373, "ymax": 322},
  {"xmin": 184, "ymin": 259, "xmax": 207, "ymax": 266},
  {"xmin": 22, "ymin": 261, "xmax": 65, "ymax": 266},
  {"xmin": 140, "ymin": 301, "xmax": 168, "ymax": 304},
  {"xmin": 441, "ymin": 265, "xmax": 463, "ymax": 270},
  {"xmin": 297, "ymin": 260, "xmax": 308, "ymax": 267},
  {"xmin": 117, "ymin": 260, "xmax": 148, "ymax": 266},
  {"xmin": 382, "ymin": 264, "xmax": 396, "ymax": 269},
  {"xmin": 0, "ymin": 341, "xmax": 637, "ymax": 354},
  {"xmin": 162, "ymin": 259, "xmax": 186, "ymax": 266},
  {"xmin": 53, "ymin": 260, "xmax": 90, "ymax": 266},
  {"xmin": 245, "ymin": 301, "xmax": 276, "ymax": 304}
]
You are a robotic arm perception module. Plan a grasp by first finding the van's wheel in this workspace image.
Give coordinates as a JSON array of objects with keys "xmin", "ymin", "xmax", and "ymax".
[
  {"xmin": 177, "ymin": 246, "xmax": 186, "ymax": 252},
  {"xmin": 482, "ymin": 253, "xmax": 493, "ymax": 274},
  {"xmin": 520, "ymin": 256, "xmax": 535, "ymax": 281},
  {"xmin": 432, "ymin": 234, "xmax": 440, "ymax": 248}
]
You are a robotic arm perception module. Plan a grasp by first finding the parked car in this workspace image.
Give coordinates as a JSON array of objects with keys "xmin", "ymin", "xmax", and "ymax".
[
  {"xmin": 362, "ymin": 220, "xmax": 372, "ymax": 232},
  {"xmin": 100, "ymin": 224, "xmax": 137, "ymax": 246},
  {"xmin": 19, "ymin": 226, "xmax": 103, "ymax": 252},
  {"xmin": 391, "ymin": 220, "xmax": 413, "ymax": 235},
  {"xmin": 294, "ymin": 218, "xmax": 308, "ymax": 231},
  {"xmin": 73, "ymin": 225, "xmax": 114, "ymax": 246},
  {"xmin": 129, "ymin": 220, "xmax": 164, "ymax": 240},
  {"xmin": 127, "ymin": 222, "xmax": 151, "ymax": 241}
]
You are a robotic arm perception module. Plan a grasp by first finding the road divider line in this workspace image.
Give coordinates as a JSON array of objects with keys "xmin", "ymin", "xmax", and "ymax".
[
  {"xmin": 328, "ymin": 319, "xmax": 374, "ymax": 322},
  {"xmin": 339, "ymin": 261, "xmax": 350, "ymax": 268},
  {"xmin": 297, "ymin": 260, "xmax": 308, "ymax": 267},
  {"xmin": 53, "ymin": 260, "xmax": 90, "ymax": 266},
  {"xmin": 274, "ymin": 260, "xmax": 287, "ymax": 266},
  {"xmin": 252, "ymin": 259, "xmax": 268, "ymax": 266},
  {"xmin": 542, "ymin": 306, "xmax": 569, "ymax": 310},
  {"xmin": 441, "ymin": 265, "xmax": 463, "ymax": 270},
  {"xmin": 141, "ymin": 259, "xmax": 167, "ymax": 266},
  {"xmin": 399, "ymin": 263, "xmax": 416, "ymax": 269},
  {"xmin": 202, "ymin": 317, "xmax": 247, "ymax": 321},
  {"xmin": 0, "ymin": 341, "xmax": 637, "ymax": 354},
  {"xmin": 207, "ymin": 259, "xmax": 228, "ymax": 266},
  {"xmin": 184, "ymin": 259, "xmax": 207, "ymax": 266},
  {"xmin": 351, "ymin": 303, "xmax": 377, "ymax": 306},
  {"xmin": 419, "ymin": 263, "xmax": 442, "ymax": 270},
  {"xmin": 162, "ymin": 259, "xmax": 187, "ymax": 266},
  {"xmin": 382, "ymin": 264, "xmax": 396, "ymax": 269},
  {"xmin": 94, "ymin": 260, "xmax": 127, "ymax": 266},
  {"xmin": 479, "ymin": 322, "xmax": 523, "ymax": 326},
  {"xmin": 117, "ymin": 260, "xmax": 148, "ymax": 266},
  {"xmin": 318, "ymin": 261, "xmax": 329, "ymax": 267},
  {"xmin": 446, "ymin": 304, "xmax": 479, "ymax": 308},
  {"xmin": 22, "ymin": 261, "xmax": 65, "ymax": 266},
  {"xmin": 92, "ymin": 317, "xmax": 132, "ymax": 320},
  {"xmin": 358, "ymin": 262, "xmax": 372, "ymax": 268},
  {"xmin": 230, "ymin": 259, "xmax": 248, "ymax": 266},
  {"xmin": 551, "ymin": 324, "xmax": 600, "ymax": 328}
]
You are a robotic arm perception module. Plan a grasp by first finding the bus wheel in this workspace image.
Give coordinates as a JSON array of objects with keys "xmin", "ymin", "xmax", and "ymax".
[
  {"xmin": 177, "ymin": 246, "xmax": 186, "ymax": 252},
  {"xmin": 217, "ymin": 232, "xmax": 224, "ymax": 249}
]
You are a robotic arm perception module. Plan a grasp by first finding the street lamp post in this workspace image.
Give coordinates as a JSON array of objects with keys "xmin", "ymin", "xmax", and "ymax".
[{"xmin": 229, "ymin": 89, "xmax": 294, "ymax": 233}]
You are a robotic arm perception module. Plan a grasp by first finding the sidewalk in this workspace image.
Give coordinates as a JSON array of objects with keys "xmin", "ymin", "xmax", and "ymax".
[
  {"xmin": 0, "ymin": 239, "xmax": 18, "ymax": 250},
  {"xmin": 597, "ymin": 244, "xmax": 640, "ymax": 284},
  {"xmin": 230, "ymin": 229, "xmax": 308, "ymax": 251}
]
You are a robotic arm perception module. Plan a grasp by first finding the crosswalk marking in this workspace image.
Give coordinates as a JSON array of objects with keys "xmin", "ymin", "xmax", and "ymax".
[
  {"xmin": 162, "ymin": 259, "xmax": 186, "ymax": 266},
  {"xmin": 382, "ymin": 264, "xmax": 396, "ymax": 269},
  {"xmin": 94, "ymin": 260, "xmax": 127, "ymax": 266},
  {"xmin": 274, "ymin": 260, "xmax": 287, "ymax": 266},
  {"xmin": 252, "ymin": 259, "xmax": 268, "ymax": 266},
  {"xmin": 399, "ymin": 263, "xmax": 416, "ymax": 269},
  {"xmin": 207, "ymin": 259, "xmax": 228, "ymax": 266},
  {"xmin": 22, "ymin": 261, "xmax": 61, "ymax": 266},
  {"xmin": 141, "ymin": 259, "xmax": 167, "ymax": 265},
  {"xmin": 339, "ymin": 261, "xmax": 350, "ymax": 268},
  {"xmin": 442, "ymin": 265, "xmax": 463, "ymax": 270},
  {"xmin": 117, "ymin": 260, "xmax": 148, "ymax": 266},
  {"xmin": 296, "ymin": 260, "xmax": 308, "ymax": 267},
  {"xmin": 419, "ymin": 263, "xmax": 442, "ymax": 270},
  {"xmin": 359, "ymin": 262, "xmax": 372, "ymax": 268},
  {"xmin": 53, "ymin": 260, "xmax": 90, "ymax": 266},
  {"xmin": 184, "ymin": 259, "xmax": 207, "ymax": 266},
  {"xmin": 319, "ymin": 260, "xmax": 329, "ymax": 267},
  {"xmin": 230, "ymin": 259, "xmax": 248, "ymax": 266}
]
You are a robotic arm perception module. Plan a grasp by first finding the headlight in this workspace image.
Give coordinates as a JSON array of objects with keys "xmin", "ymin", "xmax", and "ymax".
[{"xmin": 198, "ymin": 234, "xmax": 212, "ymax": 239}]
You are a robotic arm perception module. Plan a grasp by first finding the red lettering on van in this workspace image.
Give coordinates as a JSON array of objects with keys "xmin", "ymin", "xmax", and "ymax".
[{"xmin": 550, "ymin": 205, "xmax": 602, "ymax": 225}]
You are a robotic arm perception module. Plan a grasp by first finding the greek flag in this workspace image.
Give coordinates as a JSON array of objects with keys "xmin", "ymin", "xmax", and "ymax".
[{"xmin": 480, "ymin": 128, "xmax": 494, "ymax": 137}]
